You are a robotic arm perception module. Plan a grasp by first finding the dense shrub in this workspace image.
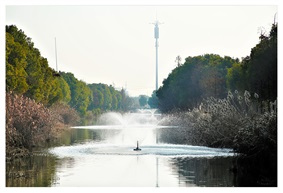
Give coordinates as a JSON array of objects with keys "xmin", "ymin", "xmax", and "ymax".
[
  {"xmin": 49, "ymin": 102, "xmax": 80, "ymax": 126},
  {"xmin": 6, "ymin": 92, "xmax": 54, "ymax": 152},
  {"xmin": 6, "ymin": 92, "xmax": 80, "ymax": 158}
]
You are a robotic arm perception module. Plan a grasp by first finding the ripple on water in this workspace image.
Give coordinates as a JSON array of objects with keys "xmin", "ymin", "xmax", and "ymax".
[{"xmin": 49, "ymin": 143, "xmax": 235, "ymax": 158}]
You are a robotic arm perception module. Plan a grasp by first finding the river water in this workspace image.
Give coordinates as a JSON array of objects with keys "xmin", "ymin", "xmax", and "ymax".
[{"xmin": 6, "ymin": 111, "xmax": 270, "ymax": 187}]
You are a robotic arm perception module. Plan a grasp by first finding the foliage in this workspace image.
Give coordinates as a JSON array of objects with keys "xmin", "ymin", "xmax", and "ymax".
[
  {"xmin": 56, "ymin": 77, "xmax": 71, "ymax": 104},
  {"xmin": 6, "ymin": 32, "xmax": 29, "ymax": 94},
  {"xmin": 157, "ymin": 23, "xmax": 277, "ymax": 113},
  {"xmin": 138, "ymin": 95, "xmax": 148, "ymax": 107},
  {"xmin": 49, "ymin": 102, "xmax": 80, "ymax": 126},
  {"xmin": 6, "ymin": 24, "xmax": 143, "ymax": 117},
  {"xmin": 226, "ymin": 63, "xmax": 244, "ymax": 91},
  {"xmin": 6, "ymin": 24, "xmax": 134, "ymax": 120},
  {"xmin": 60, "ymin": 72, "xmax": 91, "ymax": 116},
  {"xmin": 148, "ymin": 90, "xmax": 158, "ymax": 108},
  {"xmin": 6, "ymin": 25, "xmax": 65, "ymax": 106},
  {"xmin": 119, "ymin": 88, "xmax": 136, "ymax": 111},
  {"xmin": 157, "ymin": 54, "xmax": 238, "ymax": 112},
  {"xmin": 87, "ymin": 83, "xmax": 132, "ymax": 113},
  {"xmin": 227, "ymin": 23, "xmax": 277, "ymax": 101}
]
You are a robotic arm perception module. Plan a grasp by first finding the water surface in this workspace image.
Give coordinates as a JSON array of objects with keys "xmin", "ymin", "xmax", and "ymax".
[
  {"xmin": 6, "ymin": 111, "xmax": 239, "ymax": 187},
  {"xmin": 47, "ymin": 127, "xmax": 235, "ymax": 187}
]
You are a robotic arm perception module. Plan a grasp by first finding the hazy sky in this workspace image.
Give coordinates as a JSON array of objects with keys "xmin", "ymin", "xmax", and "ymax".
[{"xmin": 5, "ymin": 4, "xmax": 278, "ymax": 96}]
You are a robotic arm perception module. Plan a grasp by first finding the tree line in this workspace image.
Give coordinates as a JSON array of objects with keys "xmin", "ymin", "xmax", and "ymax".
[
  {"xmin": 156, "ymin": 54, "xmax": 238, "ymax": 112},
  {"xmin": 6, "ymin": 25, "xmax": 134, "ymax": 117},
  {"xmin": 156, "ymin": 23, "xmax": 277, "ymax": 113}
]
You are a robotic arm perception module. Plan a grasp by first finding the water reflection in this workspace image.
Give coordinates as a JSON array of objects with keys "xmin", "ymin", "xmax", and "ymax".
[
  {"xmin": 169, "ymin": 157, "xmax": 235, "ymax": 187},
  {"xmin": 6, "ymin": 154, "xmax": 58, "ymax": 187}
]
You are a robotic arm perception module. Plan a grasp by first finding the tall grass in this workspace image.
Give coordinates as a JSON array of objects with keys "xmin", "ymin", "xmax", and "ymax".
[
  {"xmin": 191, "ymin": 90, "xmax": 277, "ymax": 156},
  {"xmin": 160, "ymin": 90, "xmax": 277, "ymax": 157}
]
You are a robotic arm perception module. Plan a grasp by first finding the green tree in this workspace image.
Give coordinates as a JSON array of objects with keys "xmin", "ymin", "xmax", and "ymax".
[
  {"xmin": 226, "ymin": 62, "xmax": 244, "ymax": 91},
  {"xmin": 139, "ymin": 95, "xmax": 148, "ymax": 107},
  {"xmin": 115, "ymin": 92, "xmax": 122, "ymax": 110},
  {"xmin": 87, "ymin": 83, "xmax": 127, "ymax": 112},
  {"xmin": 226, "ymin": 23, "xmax": 277, "ymax": 102},
  {"xmin": 6, "ymin": 24, "xmax": 137, "ymax": 117},
  {"xmin": 245, "ymin": 23, "xmax": 277, "ymax": 101},
  {"xmin": 88, "ymin": 83, "xmax": 104, "ymax": 111},
  {"xmin": 200, "ymin": 66, "xmax": 225, "ymax": 98},
  {"xmin": 98, "ymin": 84, "xmax": 112, "ymax": 110},
  {"xmin": 6, "ymin": 32, "xmax": 28, "ymax": 94},
  {"xmin": 120, "ymin": 88, "xmax": 132, "ymax": 111},
  {"xmin": 157, "ymin": 54, "xmax": 237, "ymax": 112},
  {"xmin": 148, "ymin": 91, "xmax": 158, "ymax": 108},
  {"xmin": 56, "ymin": 76, "xmax": 71, "ymax": 104},
  {"xmin": 6, "ymin": 25, "xmax": 63, "ymax": 106},
  {"xmin": 61, "ymin": 72, "xmax": 91, "ymax": 115},
  {"xmin": 109, "ymin": 86, "xmax": 118, "ymax": 110}
]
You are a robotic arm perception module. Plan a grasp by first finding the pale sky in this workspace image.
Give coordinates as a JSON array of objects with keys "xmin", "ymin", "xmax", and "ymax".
[{"xmin": 5, "ymin": 4, "xmax": 278, "ymax": 97}]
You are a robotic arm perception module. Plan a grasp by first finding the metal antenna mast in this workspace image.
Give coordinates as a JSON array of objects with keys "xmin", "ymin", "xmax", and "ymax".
[
  {"xmin": 151, "ymin": 20, "xmax": 163, "ymax": 91},
  {"xmin": 53, "ymin": 37, "xmax": 61, "ymax": 77},
  {"xmin": 55, "ymin": 37, "xmax": 58, "ymax": 72}
]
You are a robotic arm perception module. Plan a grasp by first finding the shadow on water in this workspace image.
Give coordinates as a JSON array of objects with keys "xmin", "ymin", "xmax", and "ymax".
[
  {"xmin": 234, "ymin": 154, "xmax": 277, "ymax": 187},
  {"xmin": 169, "ymin": 157, "xmax": 236, "ymax": 187},
  {"xmin": 167, "ymin": 155, "xmax": 277, "ymax": 187}
]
